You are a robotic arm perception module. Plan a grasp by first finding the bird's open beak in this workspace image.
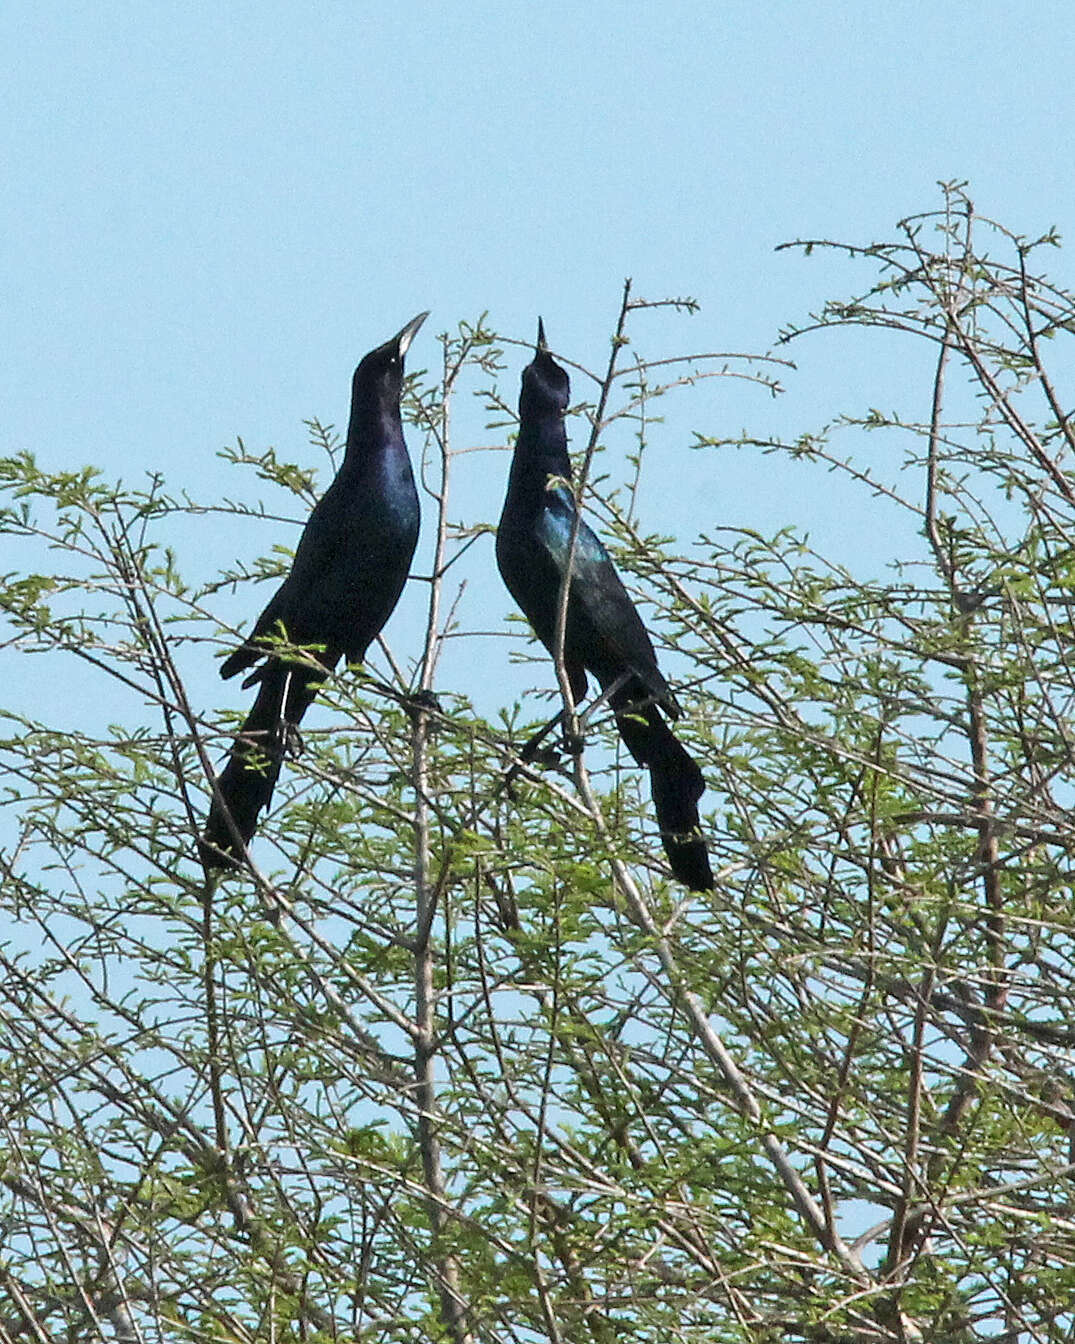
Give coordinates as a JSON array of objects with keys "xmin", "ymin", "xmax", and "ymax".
[
  {"xmin": 536, "ymin": 316, "xmax": 547, "ymax": 352},
  {"xmin": 394, "ymin": 311, "xmax": 429, "ymax": 358}
]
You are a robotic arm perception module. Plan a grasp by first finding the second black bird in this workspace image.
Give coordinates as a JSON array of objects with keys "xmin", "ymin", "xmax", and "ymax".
[
  {"xmin": 496, "ymin": 322, "xmax": 713, "ymax": 891},
  {"xmin": 200, "ymin": 312, "xmax": 427, "ymax": 870}
]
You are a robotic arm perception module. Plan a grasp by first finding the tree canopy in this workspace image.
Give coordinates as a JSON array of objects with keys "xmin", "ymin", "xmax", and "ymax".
[{"xmin": 2, "ymin": 186, "xmax": 1075, "ymax": 1342}]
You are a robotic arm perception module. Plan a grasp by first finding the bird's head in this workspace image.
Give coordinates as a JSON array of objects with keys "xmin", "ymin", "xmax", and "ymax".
[
  {"xmin": 520, "ymin": 317, "xmax": 570, "ymax": 421},
  {"xmin": 351, "ymin": 311, "xmax": 429, "ymax": 414}
]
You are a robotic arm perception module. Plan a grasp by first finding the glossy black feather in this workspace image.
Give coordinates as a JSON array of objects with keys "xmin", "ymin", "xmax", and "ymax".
[
  {"xmin": 200, "ymin": 313, "xmax": 426, "ymax": 870},
  {"xmin": 496, "ymin": 324, "xmax": 713, "ymax": 890}
]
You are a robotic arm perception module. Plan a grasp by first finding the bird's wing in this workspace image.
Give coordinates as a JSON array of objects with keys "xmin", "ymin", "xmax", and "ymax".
[
  {"xmin": 220, "ymin": 488, "xmax": 341, "ymax": 679},
  {"xmin": 218, "ymin": 575, "xmax": 299, "ymax": 679},
  {"xmin": 536, "ymin": 486, "xmax": 674, "ymax": 709}
]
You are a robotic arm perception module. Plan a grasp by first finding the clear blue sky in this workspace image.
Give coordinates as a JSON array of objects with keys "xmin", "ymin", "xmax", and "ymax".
[{"xmin": 4, "ymin": 1, "xmax": 1075, "ymax": 714}]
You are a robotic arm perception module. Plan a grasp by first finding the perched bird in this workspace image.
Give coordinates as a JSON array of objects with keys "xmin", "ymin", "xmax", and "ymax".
[
  {"xmin": 496, "ymin": 321, "xmax": 713, "ymax": 890},
  {"xmin": 200, "ymin": 312, "xmax": 427, "ymax": 870}
]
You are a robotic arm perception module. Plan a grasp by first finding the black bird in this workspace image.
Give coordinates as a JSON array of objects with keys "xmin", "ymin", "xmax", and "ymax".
[
  {"xmin": 200, "ymin": 312, "xmax": 427, "ymax": 870},
  {"xmin": 496, "ymin": 321, "xmax": 713, "ymax": 891}
]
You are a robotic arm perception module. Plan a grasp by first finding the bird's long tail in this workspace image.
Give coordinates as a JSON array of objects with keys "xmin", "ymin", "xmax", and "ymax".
[
  {"xmin": 613, "ymin": 697, "xmax": 713, "ymax": 891},
  {"xmin": 199, "ymin": 662, "xmax": 321, "ymax": 871}
]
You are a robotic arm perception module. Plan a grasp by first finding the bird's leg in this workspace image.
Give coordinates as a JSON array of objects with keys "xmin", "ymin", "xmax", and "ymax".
[
  {"xmin": 274, "ymin": 666, "xmax": 305, "ymax": 758},
  {"xmin": 579, "ymin": 671, "xmax": 633, "ymax": 731},
  {"xmin": 559, "ymin": 717, "xmax": 586, "ymax": 756},
  {"xmin": 507, "ymin": 677, "xmax": 633, "ymax": 796},
  {"xmin": 519, "ymin": 710, "xmax": 566, "ymax": 765},
  {"xmin": 517, "ymin": 677, "xmax": 633, "ymax": 771},
  {"xmin": 517, "ymin": 704, "xmax": 582, "ymax": 769},
  {"xmin": 351, "ymin": 669, "xmax": 443, "ymax": 718},
  {"xmin": 502, "ymin": 710, "xmax": 564, "ymax": 802}
]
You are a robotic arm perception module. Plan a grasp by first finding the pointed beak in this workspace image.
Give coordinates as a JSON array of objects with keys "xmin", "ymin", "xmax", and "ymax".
[
  {"xmin": 394, "ymin": 310, "xmax": 429, "ymax": 359},
  {"xmin": 536, "ymin": 316, "xmax": 547, "ymax": 353}
]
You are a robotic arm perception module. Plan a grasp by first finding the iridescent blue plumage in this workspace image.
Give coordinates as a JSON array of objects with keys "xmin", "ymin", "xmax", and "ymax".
[
  {"xmin": 496, "ymin": 321, "xmax": 712, "ymax": 890},
  {"xmin": 200, "ymin": 312, "xmax": 427, "ymax": 869}
]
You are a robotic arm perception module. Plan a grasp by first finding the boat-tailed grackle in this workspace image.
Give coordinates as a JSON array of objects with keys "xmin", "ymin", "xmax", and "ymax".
[
  {"xmin": 496, "ymin": 321, "xmax": 713, "ymax": 890},
  {"xmin": 199, "ymin": 312, "xmax": 427, "ymax": 870}
]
